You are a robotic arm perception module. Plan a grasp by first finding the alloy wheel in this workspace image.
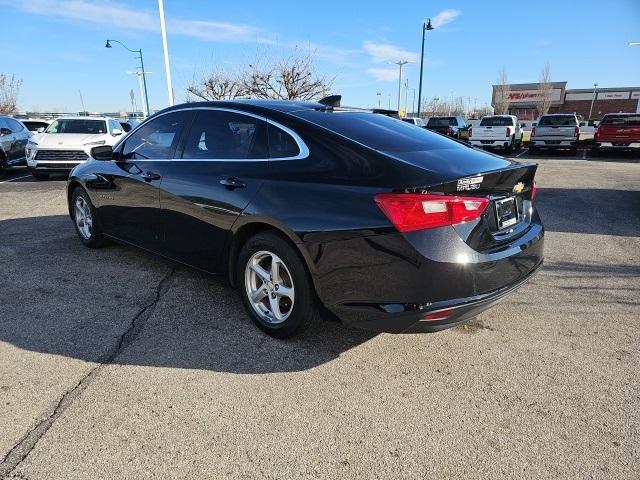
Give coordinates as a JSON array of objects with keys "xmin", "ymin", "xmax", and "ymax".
[
  {"xmin": 74, "ymin": 195, "xmax": 92, "ymax": 240},
  {"xmin": 244, "ymin": 250, "xmax": 295, "ymax": 324}
]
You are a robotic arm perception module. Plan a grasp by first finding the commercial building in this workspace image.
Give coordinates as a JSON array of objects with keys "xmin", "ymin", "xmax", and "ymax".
[{"xmin": 492, "ymin": 82, "xmax": 640, "ymax": 120}]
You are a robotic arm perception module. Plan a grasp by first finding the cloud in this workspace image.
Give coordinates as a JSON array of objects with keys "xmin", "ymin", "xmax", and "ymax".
[
  {"xmin": 431, "ymin": 9, "xmax": 461, "ymax": 28},
  {"xmin": 363, "ymin": 41, "xmax": 417, "ymax": 63},
  {"xmin": 367, "ymin": 68, "xmax": 399, "ymax": 81}
]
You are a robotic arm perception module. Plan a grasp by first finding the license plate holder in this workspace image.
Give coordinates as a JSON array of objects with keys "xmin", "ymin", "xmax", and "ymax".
[{"xmin": 495, "ymin": 197, "xmax": 519, "ymax": 230}]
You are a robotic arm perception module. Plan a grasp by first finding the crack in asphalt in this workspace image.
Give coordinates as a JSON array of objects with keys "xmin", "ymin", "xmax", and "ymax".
[{"xmin": 0, "ymin": 267, "xmax": 177, "ymax": 479}]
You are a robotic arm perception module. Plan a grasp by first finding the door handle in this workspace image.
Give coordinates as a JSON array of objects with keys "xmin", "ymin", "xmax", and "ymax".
[
  {"xmin": 141, "ymin": 171, "xmax": 161, "ymax": 182},
  {"xmin": 219, "ymin": 177, "xmax": 246, "ymax": 189}
]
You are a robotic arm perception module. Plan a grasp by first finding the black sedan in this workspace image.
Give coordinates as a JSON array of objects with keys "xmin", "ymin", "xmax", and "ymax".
[{"xmin": 67, "ymin": 100, "xmax": 543, "ymax": 338}]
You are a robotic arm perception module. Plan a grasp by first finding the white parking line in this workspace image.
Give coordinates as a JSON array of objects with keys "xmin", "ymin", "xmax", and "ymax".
[
  {"xmin": 515, "ymin": 148, "xmax": 529, "ymax": 158},
  {"xmin": 0, "ymin": 174, "xmax": 32, "ymax": 184}
]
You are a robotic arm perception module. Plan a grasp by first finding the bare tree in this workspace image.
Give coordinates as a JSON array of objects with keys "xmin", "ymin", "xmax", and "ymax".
[
  {"xmin": 493, "ymin": 67, "xmax": 510, "ymax": 115},
  {"xmin": 186, "ymin": 70, "xmax": 246, "ymax": 101},
  {"xmin": 0, "ymin": 74, "xmax": 22, "ymax": 114},
  {"xmin": 242, "ymin": 53, "xmax": 332, "ymax": 101},
  {"xmin": 187, "ymin": 52, "xmax": 332, "ymax": 103},
  {"xmin": 535, "ymin": 62, "xmax": 553, "ymax": 116}
]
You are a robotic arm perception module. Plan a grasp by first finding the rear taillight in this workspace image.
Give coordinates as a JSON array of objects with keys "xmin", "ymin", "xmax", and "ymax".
[
  {"xmin": 446, "ymin": 127, "xmax": 452, "ymax": 136},
  {"xmin": 594, "ymin": 128, "xmax": 599, "ymax": 140},
  {"xmin": 468, "ymin": 127, "xmax": 472, "ymax": 138},
  {"xmin": 421, "ymin": 309, "xmax": 455, "ymax": 321},
  {"xmin": 531, "ymin": 181, "xmax": 537, "ymax": 200},
  {"xmin": 575, "ymin": 126, "xmax": 579, "ymax": 137},
  {"xmin": 374, "ymin": 193, "xmax": 490, "ymax": 232},
  {"xmin": 531, "ymin": 127, "xmax": 536, "ymax": 137},
  {"xmin": 506, "ymin": 127, "xmax": 511, "ymax": 136}
]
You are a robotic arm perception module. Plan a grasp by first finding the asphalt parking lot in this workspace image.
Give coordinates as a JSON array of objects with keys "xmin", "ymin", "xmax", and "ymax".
[{"xmin": 1, "ymin": 150, "xmax": 639, "ymax": 479}]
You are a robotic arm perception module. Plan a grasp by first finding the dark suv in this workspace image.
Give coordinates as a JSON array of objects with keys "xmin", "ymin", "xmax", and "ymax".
[
  {"xmin": 426, "ymin": 116, "xmax": 468, "ymax": 139},
  {"xmin": 0, "ymin": 115, "xmax": 30, "ymax": 178}
]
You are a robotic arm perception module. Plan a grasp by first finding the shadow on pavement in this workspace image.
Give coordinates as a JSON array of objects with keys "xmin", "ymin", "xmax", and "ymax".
[
  {"xmin": 536, "ymin": 187, "xmax": 640, "ymax": 237},
  {"xmin": 0, "ymin": 215, "xmax": 375, "ymax": 375}
]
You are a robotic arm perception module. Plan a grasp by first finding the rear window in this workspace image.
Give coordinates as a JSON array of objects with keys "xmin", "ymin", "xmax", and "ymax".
[
  {"xmin": 427, "ymin": 117, "xmax": 456, "ymax": 127},
  {"xmin": 479, "ymin": 117, "xmax": 514, "ymax": 127},
  {"xmin": 600, "ymin": 115, "xmax": 640, "ymax": 126},
  {"xmin": 293, "ymin": 110, "xmax": 463, "ymax": 152},
  {"xmin": 538, "ymin": 115, "xmax": 577, "ymax": 126}
]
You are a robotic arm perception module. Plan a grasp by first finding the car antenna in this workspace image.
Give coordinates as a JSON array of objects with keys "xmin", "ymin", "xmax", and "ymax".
[{"xmin": 318, "ymin": 95, "xmax": 342, "ymax": 108}]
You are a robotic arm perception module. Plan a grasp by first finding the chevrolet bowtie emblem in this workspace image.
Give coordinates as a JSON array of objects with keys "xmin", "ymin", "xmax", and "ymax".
[{"xmin": 513, "ymin": 182, "xmax": 525, "ymax": 194}]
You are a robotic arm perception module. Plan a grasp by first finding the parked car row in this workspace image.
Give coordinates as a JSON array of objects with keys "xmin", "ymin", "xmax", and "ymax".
[{"xmin": 0, "ymin": 115, "xmax": 30, "ymax": 178}]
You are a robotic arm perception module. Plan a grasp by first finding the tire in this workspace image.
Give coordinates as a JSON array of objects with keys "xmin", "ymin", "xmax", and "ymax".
[
  {"xmin": 0, "ymin": 153, "xmax": 6, "ymax": 180},
  {"xmin": 31, "ymin": 172, "xmax": 49, "ymax": 180},
  {"xmin": 237, "ymin": 232, "xmax": 319, "ymax": 338},
  {"xmin": 591, "ymin": 147, "xmax": 600, "ymax": 157},
  {"xmin": 70, "ymin": 187, "xmax": 109, "ymax": 248},
  {"xmin": 569, "ymin": 147, "xmax": 578, "ymax": 156},
  {"xmin": 505, "ymin": 137, "xmax": 514, "ymax": 154}
]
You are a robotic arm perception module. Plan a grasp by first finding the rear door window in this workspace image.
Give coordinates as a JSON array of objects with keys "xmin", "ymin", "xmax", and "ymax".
[
  {"xmin": 538, "ymin": 115, "xmax": 577, "ymax": 126},
  {"xmin": 479, "ymin": 117, "xmax": 514, "ymax": 127},
  {"xmin": 268, "ymin": 124, "xmax": 300, "ymax": 158},
  {"xmin": 182, "ymin": 110, "xmax": 268, "ymax": 160}
]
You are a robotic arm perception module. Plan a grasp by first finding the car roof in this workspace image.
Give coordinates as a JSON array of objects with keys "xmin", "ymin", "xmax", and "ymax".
[
  {"xmin": 602, "ymin": 112, "xmax": 636, "ymax": 117},
  {"xmin": 162, "ymin": 99, "xmax": 328, "ymax": 116}
]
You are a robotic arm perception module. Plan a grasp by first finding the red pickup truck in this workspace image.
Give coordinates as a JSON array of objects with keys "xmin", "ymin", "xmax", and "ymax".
[{"xmin": 593, "ymin": 113, "xmax": 640, "ymax": 154}]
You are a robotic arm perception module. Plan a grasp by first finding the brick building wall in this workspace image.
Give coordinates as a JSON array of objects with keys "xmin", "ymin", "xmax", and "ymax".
[{"xmin": 550, "ymin": 98, "xmax": 639, "ymax": 120}]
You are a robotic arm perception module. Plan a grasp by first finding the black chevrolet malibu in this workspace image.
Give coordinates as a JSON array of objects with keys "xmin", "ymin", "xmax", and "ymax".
[{"xmin": 67, "ymin": 100, "xmax": 543, "ymax": 338}]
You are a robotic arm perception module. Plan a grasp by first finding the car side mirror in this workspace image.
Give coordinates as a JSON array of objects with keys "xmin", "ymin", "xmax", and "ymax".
[
  {"xmin": 0, "ymin": 127, "xmax": 11, "ymax": 136},
  {"xmin": 91, "ymin": 145, "xmax": 114, "ymax": 161},
  {"xmin": 112, "ymin": 128, "xmax": 123, "ymax": 136}
]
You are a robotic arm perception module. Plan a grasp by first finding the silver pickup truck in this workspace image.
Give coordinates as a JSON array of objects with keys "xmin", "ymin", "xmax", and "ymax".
[{"xmin": 530, "ymin": 114, "xmax": 579, "ymax": 155}]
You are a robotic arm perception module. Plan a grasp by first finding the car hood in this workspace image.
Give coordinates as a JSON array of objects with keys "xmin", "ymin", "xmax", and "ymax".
[{"xmin": 32, "ymin": 133, "xmax": 110, "ymax": 147}]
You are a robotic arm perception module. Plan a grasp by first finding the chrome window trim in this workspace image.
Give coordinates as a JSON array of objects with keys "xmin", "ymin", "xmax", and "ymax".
[{"xmin": 116, "ymin": 106, "xmax": 309, "ymax": 162}]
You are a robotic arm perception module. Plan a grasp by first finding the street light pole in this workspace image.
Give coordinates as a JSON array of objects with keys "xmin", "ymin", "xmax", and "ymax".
[
  {"xmin": 106, "ymin": 39, "xmax": 151, "ymax": 117},
  {"xmin": 417, "ymin": 18, "xmax": 434, "ymax": 118},
  {"xmin": 394, "ymin": 60, "xmax": 411, "ymax": 114},
  {"xmin": 589, "ymin": 82, "xmax": 598, "ymax": 120},
  {"xmin": 157, "ymin": 0, "xmax": 175, "ymax": 106},
  {"xmin": 376, "ymin": 92, "xmax": 381, "ymax": 108}
]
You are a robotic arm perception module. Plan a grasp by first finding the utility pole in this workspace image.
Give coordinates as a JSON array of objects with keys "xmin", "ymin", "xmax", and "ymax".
[
  {"xmin": 376, "ymin": 92, "xmax": 382, "ymax": 108},
  {"xmin": 404, "ymin": 78, "xmax": 409, "ymax": 115},
  {"xmin": 588, "ymin": 82, "xmax": 598, "ymax": 120},
  {"xmin": 157, "ymin": 0, "xmax": 175, "ymax": 106},
  {"xmin": 417, "ymin": 18, "xmax": 434, "ymax": 118},
  {"xmin": 127, "ymin": 70, "xmax": 153, "ymax": 117},
  {"xmin": 106, "ymin": 39, "xmax": 151, "ymax": 117},
  {"xmin": 78, "ymin": 90, "xmax": 86, "ymax": 113},
  {"xmin": 393, "ymin": 60, "xmax": 412, "ymax": 114}
]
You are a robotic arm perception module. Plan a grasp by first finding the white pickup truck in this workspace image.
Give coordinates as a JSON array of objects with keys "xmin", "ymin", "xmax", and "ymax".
[{"xmin": 468, "ymin": 115, "xmax": 524, "ymax": 152}]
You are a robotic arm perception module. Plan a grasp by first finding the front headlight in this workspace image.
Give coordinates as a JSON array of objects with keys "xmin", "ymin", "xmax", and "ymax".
[
  {"xmin": 26, "ymin": 142, "xmax": 38, "ymax": 160},
  {"xmin": 84, "ymin": 140, "xmax": 106, "ymax": 146}
]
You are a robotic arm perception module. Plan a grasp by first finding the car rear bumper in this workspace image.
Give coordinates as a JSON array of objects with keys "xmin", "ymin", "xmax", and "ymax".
[
  {"xmin": 530, "ymin": 139, "xmax": 577, "ymax": 148},
  {"xmin": 470, "ymin": 139, "xmax": 510, "ymax": 148},
  {"xmin": 315, "ymin": 215, "xmax": 545, "ymax": 333},
  {"xmin": 594, "ymin": 141, "xmax": 640, "ymax": 150}
]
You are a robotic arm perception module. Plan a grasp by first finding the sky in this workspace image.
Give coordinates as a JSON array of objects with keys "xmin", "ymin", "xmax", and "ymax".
[{"xmin": 2, "ymin": 0, "xmax": 639, "ymax": 113}]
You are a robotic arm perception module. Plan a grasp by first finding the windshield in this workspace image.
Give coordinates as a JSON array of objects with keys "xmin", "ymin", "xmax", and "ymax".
[
  {"xmin": 538, "ymin": 115, "xmax": 577, "ymax": 126},
  {"xmin": 480, "ymin": 117, "xmax": 514, "ymax": 127},
  {"xmin": 600, "ymin": 115, "xmax": 640, "ymax": 126},
  {"xmin": 46, "ymin": 119, "xmax": 107, "ymax": 134},
  {"xmin": 427, "ymin": 117, "xmax": 456, "ymax": 127}
]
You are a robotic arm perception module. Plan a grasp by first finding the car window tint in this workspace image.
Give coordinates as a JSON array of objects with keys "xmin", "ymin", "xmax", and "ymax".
[
  {"xmin": 293, "ymin": 110, "xmax": 465, "ymax": 152},
  {"xmin": 182, "ymin": 110, "xmax": 268, "ymax": 160},
  {"xmin": 427, "ymin": 117, "xmax": 457, "ymax": 127},
  {"xmin": 6, "ymin": 118, "xmax": 23, "ymax": 132},
  {"xmin": 479, "ymin": 117, "xmax": 514, "ymax": 127},
  {"xmin": 122, "ymin": 111, "xmax": 188, "ymax": 160},
  {"xmin": 601, "ymin": 115, "xmax": 640, "ymax": 126},
  {"xmin": 268, "ymin": 124, "xmax": 300, "ymax": 158},
  {"xmin": 538, "ymin": 115, "xmax": 577, "ymax": 126}
]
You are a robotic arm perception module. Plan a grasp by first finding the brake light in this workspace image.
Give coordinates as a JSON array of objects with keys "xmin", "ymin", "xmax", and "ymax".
[
  {"xmin": 446, "ymin": 127, "xmax": 452, "ymax": 136},
  {"xmin": 506, "ymin": 127, "xmax": 511, "ymax": 136},
  {"xmin": 531, "ymin": 181, "xmax": 537, "ymax": 200},
  {"xmin": 468, "ymin": 127, "xmax": 472, "ymax": 138},
  {"xmin": 374, "ymin": 193, "xmax": 490, "ymax": 232},
  {"xmin": 575, "ymin": 126, "xmax": 579, "ymax": 137},
  {"xmin": 594, "ymin": 128, "xmax": 599, "ymax": 140},
  {"xmin": 531, "ymin": 127, "xmax": 536, "ymax": 137}
]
